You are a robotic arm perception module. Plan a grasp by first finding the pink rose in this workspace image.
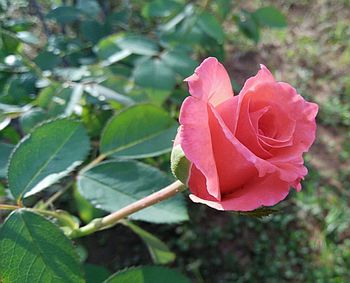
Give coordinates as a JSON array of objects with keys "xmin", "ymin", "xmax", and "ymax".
[{"xmin": 174, "ymin": 57, "xmax": 318, "ymax": 211}]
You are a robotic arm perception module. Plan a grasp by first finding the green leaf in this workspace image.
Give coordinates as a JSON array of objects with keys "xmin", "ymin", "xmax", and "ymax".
[
  {"xmin": 76, "ymin": 0, "xmax": 101, "ymax": 18},
  {"xmin": 236, "ymin": 207, "xmax": 280, "ymax": 219},
  {"xmin": 160, "ymin": 16, "xmax": 206, "ymax": 47},
  {"xmin": 8, "ymin": 118, "xmax": 90, "ymax": 200},
  {"xmin": 95, "ymin": 34, "xmax": 123, "ymax": 60},
  {"xmin": 212, "ymin": 0, "xmax": 232, "ymax": 20},
  {"xmin": 47, "ymin": 6, "xmax": 82, "ymax": 24},
  {"xmin": 134, "ymin": 58, "xmax": 176, "ymax": 91},
  {"xmin": 106, "ymin": 11, "xmax": 128, "ymax": 26},
  {"xmin": 0, "ymin": 142, "xmax": 14, "ymax": 179},
  {"xmin": 54, "ymin": 67, "xmax": 89, "ymax": 82},
  {"xmin": 102, "ymin": 50, "xmax": 132, "ymax": 66},
  {"xmin": 34, "ymin": 51, "xmax": 61, "ymax": 70},
  {"xmin": 77, "ymin": 160, "xmax": 188, "ymax": 223},
  {"xmin": 1, "ymin": 32, "xmax": 20, "ymax": 54},
  {"xmin": 253, "ymin": 6, "xmax": 287, "ymax": 28},
  {"xmin": 86, "ymin": 84, "xmax": 134, "ymax": 106},
  {"xmin": 81, "ymin": 105, "xmax": 113, "ymax": 139},
  {"xmin": 73, "ymin": 187, "xmax": 105, "ymax": 223},
  {"xmin": 100, "ymin": 104, "xmax": 177, "ymax": 159},
  {"xmin": 0, "ymin": 209, "xmax": 84, "ymax": 283},
  {"xmin": 161, "ymin": 49, "xmax": 198, "ymax": 77},
  {"xmin": 142, "ymin": 0, "xmax": 183, "ymax": 18},
  {"xmin": 142, "ymin": 89, "xmax": 171, "ymax": 106},
  {"xmin": 16, "ymin": 31, "xmax": 40, "ymax": 45},
  {"xmin": 0, "ymin": 103, "xmax": 30, "ymax": 130},
  {"xmin": 104, "ymin": 266, "xmax": 191, "ymax": 283},
  {"xmin": 197, "ymin": 12, "xmax": 225, "ymax": 44},
  {"xmin": 94, "ymin": 34, "xmax": 131, "ymax": 65},
  {"xmin": 84, "ymin": 264, "xmax": 111, "ymax": 283},
  {"xmin": 2, "ymin": 74, "xmax": 36, "ymax": 105},
  {"xmin": 236, "ymin": 10, "xmax": 260, "ymax": 43},
  {"xmin": 64, "ymin": 84, "xmax": 84, "ymax": 116},
  {"xmin": 80, "ymin": 20, "xmax": 105, "ymax": 44},
  {"xmin": 160, "ymin": 3, "xmax": 194, "ymax": 32},
  {"xmin": 0, "ymin": 115, "xmax": 10, "ymax": 130},
  {"xmin": 0, "ymin": 182, "xmax": 5, "ymax": 196},
  {"xmin": 53, "ymin": 209, "xmax": 80, "ymax": 230},
  {"xmin": 116, "ymin": 34, "xmax": 159, "ymax": 56},
  {"xmin": 19, "ymin": 108, "xmax": 48, "ymax": 134},
  {"xmin": 0, "ymin": 103, "xmax": 31, "ymax": 115},
  {"xmin": 36, "ymin": 84, "xmax": 73, "ymax": 117},
  {"xmin": 0, "ymin": 126, "xmax": 21, "ymax": 144},
  {"xmin": 123, "ymin": 220, "xmax": 175, "ymax": 264}
]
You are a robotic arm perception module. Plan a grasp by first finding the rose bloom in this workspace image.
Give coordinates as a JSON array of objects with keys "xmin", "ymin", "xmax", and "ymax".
[{"xmin": 174, "ymin": 57, "xmax": 318, "ymax": 211}]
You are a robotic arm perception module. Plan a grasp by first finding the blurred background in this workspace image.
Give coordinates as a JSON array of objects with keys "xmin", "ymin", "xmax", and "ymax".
[{"xmin": 0, "ymin": 0, "xmax": 350, "ymax": 282}]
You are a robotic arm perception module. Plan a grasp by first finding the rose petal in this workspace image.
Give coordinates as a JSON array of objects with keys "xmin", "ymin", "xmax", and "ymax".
[
  {"xmin": 235, "ymin": 97, "xmax": 273, "ymax": 159},
  {"xmin": 209, "ymin": 104, "xmax": 276, "ymax": 179},
  {"xmin": 235, "ymin": 66, "xmax": 297, "ymax": 153},
  {"xmin": 238, "ymin": 64, "xmax": 275, "ymax": 105},
  {"xmin": 215, "ymin": 96, "xmax": 238, "ymax": 134},
  {"xmin": 184, "ymin": 57, "xmax": 234, "ymax": 107},
  {"xmin": 250, "ymin": 105, "xmax": 295, "ymax": 148},
  {"xmin": 268, "ymin": 83, "xmax": 318, "ymax": 161},
  {"xmin": 179, "ymin": 97, "xmax": 221, "ymax": 200},
  {"xmin": 188, "ymin": 164, "xmax": 219, "ymax": 201},
  {"xmin": 236, "ymin": 66, "xmax": 318, "ymax": 187},
  {"xmin": 272, "ymin": 159, "xmax": 307, "ymax": 189},
  {"xmin": 207, "ymin": 104, "xmax": 258, "ymax": 195},
  {"xmin": 180, "ymin": 96, "xmax": 271, "ymax": 200},
  {"xmin": 189, "ymin": 173, "xmax": 290, "ymax": 211}
]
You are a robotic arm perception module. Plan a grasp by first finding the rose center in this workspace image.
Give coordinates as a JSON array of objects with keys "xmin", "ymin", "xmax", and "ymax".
[
  {"xmin": 257, "ymin": 110, "xmax": 278, "ymax": 139},
  {"xmin": 254, "ymin": 103, "xmax": 296, "ymax": 150}
]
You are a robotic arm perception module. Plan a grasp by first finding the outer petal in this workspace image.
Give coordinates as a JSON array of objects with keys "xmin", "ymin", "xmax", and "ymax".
[
  {"xmin": 274, "ymin": 82, "xmax": 318, "ymax": 155},
  {"xmin": 189, "ymin": 173, "xmax": 290, "ymax": 211},
  {"xmin": 239, "ymin": 64, "xmax": 275, "ymax": 98},
  {"xmin": 188, "ymin": 164, "xmax": 219, "ymax": 202},
  {"xmin": 267, "ymin": 83, "xmax": 318, "ymax": 184},
  {"xmin": 184, "ymin": 57, "xmax": 234, "ymax": 107},
  {"xmin": 179, "ymin": 97, "xmax": 221, "ymax": 200}
]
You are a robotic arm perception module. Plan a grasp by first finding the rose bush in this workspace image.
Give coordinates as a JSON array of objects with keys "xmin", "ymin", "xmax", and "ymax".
[{"xmin": 174, "ymin": 57, "xmax": 318, "ymax": 211}]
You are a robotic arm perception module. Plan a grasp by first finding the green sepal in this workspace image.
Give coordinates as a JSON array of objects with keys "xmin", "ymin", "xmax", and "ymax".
[{"xmin": 170, "ymin": 144, "xmax": 190, "ymax": 185}]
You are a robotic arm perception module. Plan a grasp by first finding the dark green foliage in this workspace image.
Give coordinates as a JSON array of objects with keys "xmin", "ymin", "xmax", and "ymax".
[
  {"xmin": 77, "ymin": 160, "xmax": 188, "ymax": 223},
  {"xmin": 0, "ymin": 209, "xmax": 84, "ymax": 283},
  {"xmin": 8, "ymin": 119, "xmax": 90, "ymax": 200},
  {"xmin": 105, "ymin": 266, "xmax": 191, "ymax": 283},
  {"xmin": 0, "ymin": 142, "xmax": 13, "ymax": 178},
  {"xmin": 100, "ymin": 104, "xmax": 178, "ymax": 158}
]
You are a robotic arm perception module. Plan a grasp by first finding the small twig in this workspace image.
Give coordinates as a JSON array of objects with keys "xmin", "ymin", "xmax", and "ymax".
[
  {"xmin": 202, "ymin": 0, "xmax": 212, "ymax": 10},
  {"xmin": 41, "ymin": 181, "xmax": 74, "ymax": 210},
  {"xmin": 0, "ymin": 28, "xmax": 37, "ymax": 47},
  {"xmin": 18, "ymin": 50, "xmax": 46, "ymax": 79},
  {"xmin": 0, "ymin": 204, "xmax": 20, "ymax": 211},
  {"xmin": 80, "ymin": 154, "xmax": 107, "ymax": 173}
]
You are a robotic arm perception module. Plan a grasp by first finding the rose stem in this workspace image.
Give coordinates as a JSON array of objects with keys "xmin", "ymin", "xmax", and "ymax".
[{"xmin": 70, "ymin": 180, "xmax": 186, "ymax": 239}]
